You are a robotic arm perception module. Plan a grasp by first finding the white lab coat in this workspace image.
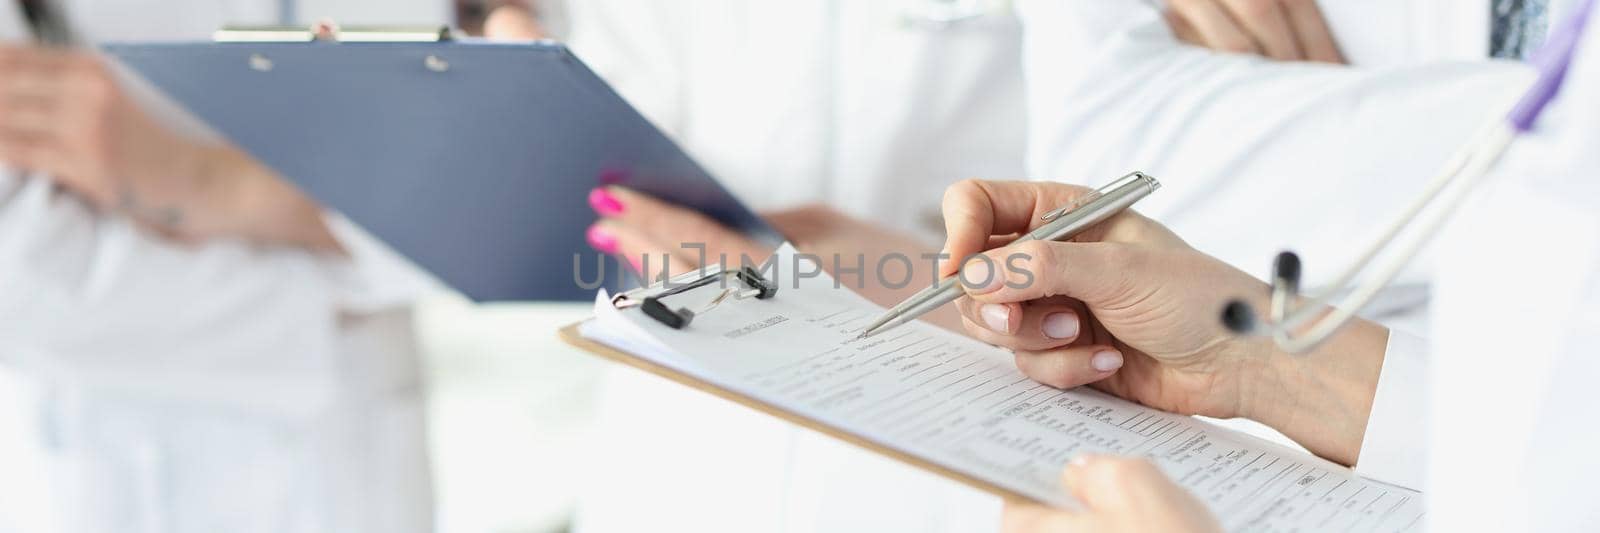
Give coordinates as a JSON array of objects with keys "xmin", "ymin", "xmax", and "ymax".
[
  {"xmin": 1030, "ymin": 1, "xmax": 1600, "ymax": 530},
  {"xmin": 0, "ymin": 2, "xmax": 448, "ymax": 532},
  {"xmin": 566, "ymin": 2, "xmax": 1027, "ymax": 532},
  {"xmin": 1357, "ymin": 8, "xmax": 1600, "ymax": 528},
  {"xmin": 1020, "ymin": 0, "xmax": 1536, "ymax": 312}
]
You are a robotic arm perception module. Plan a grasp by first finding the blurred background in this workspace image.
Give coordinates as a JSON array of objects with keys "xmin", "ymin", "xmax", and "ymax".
[{"xmin": 0, "ymin": 3, "xmax": 604, "ymax": 533}]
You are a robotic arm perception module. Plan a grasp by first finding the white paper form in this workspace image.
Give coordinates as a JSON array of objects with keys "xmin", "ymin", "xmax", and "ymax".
[{"xmin": 582, "ymin": 250, "xmax": 1425, "ymax": 532}]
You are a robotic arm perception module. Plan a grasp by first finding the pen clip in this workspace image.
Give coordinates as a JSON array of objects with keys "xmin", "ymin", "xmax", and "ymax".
[{"xmin": 1040, "ymin": 191, "xmax": 1104, "ymax": 222}]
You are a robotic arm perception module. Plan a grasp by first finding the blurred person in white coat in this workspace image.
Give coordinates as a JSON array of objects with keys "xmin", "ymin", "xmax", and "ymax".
[{"xmin": 0, "ymin": 1, "xmax": 449, "ymax": 532}]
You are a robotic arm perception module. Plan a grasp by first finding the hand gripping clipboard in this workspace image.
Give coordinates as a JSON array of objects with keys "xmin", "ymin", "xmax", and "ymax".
[{"xmin": 102, "ymin": 38, "xmax": 779, "ymax": 302}]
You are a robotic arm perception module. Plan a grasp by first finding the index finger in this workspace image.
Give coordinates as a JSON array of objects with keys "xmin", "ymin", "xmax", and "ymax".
[
  {"xmin": 940, "ymin": 179, "xmax": 1096, "ymax": 277},
  {"xmin": 1168, "ymin": 0, "xmax": 1261, "ymax": 55},
  {"xmin": 1219, "ymin": 0, "xmax": 1303, "ymax": 60},
  {"xmin": 1282, "ymin": 0, "xmax": 1344, "ymax": 63}
]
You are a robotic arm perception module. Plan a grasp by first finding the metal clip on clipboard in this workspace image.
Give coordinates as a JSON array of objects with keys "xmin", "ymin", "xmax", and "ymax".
[
  {"xmin": 611, "ymin": 266, "xmax": 779, "ymax": 329},
  {"xmin": 214, "ymin": 24, "xmax": 453, "ymax": 43},
  {"xmin": 213, "ymin": 24, "xmax": 459, "ymax": 73}
]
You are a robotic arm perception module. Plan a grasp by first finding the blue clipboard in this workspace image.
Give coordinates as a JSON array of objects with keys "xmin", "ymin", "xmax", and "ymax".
[{"xmin": 102, "ymin": 40, "xmax": 779, "ymax": 302}]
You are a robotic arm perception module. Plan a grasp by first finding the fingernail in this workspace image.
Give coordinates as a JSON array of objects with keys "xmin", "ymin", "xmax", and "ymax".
[
  {"xmin": 589, "ymin": 188, "xmax": 624, "ymax": 217},
  {"xmin": 1041, "ymin": 312, "xmax": 1079, "ymax": 340},
  {"xmin": 1091, "ymin": 350, "xmax": 1123, "ymax": 372},
  {"xmin": 1069, "ymin": 454, "xmax": 1095, "ymax": 468},
  {"xmin": 587, "ymin": 225, "xmax": 618, "ymax": 254},
  {"xmin": 960, "ymin": 257, "xmax": 1002, "ymax": 294},
  {"xmin": 980, "ymin": 304, "xmax": 1010, "ymax": 334}
]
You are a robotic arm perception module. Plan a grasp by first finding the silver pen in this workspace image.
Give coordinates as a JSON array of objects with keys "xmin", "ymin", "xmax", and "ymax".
[{"xmin": 856, "ymin": 172, "xmax": 1161, "ymax": 339}]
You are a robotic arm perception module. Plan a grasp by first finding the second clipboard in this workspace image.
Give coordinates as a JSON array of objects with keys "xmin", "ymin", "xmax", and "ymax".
[{"xmin": 102, "ymin": 39, "xmax": 780, "ymax": 302}]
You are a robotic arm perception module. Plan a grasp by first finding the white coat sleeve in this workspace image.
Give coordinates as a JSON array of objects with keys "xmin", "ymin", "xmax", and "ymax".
[
  {"xmin": 1354, "ymin": 330, "xmax": 1429, "ymax": 490},
  {"xmin": 1012, "ymin": 0, "xmax": 1532, "ymax": 288}
]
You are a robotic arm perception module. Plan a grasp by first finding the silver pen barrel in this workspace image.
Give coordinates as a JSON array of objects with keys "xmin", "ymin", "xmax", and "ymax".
[
  {"xmin": 1022, "ymin": 172, "xmax": 1158, "ymax": 243},
  {"xmin": 856, "ymin": 172, "xmax": 1159, "ymax": 339}
]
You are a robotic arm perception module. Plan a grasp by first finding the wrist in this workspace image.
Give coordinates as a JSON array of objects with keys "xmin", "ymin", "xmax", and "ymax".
[
  {"xmin": 1241, "ymin": 318, "xmax": 1388, "ymax": 466},
  {"xmin": 191, "ymin": 146, "xmax": 341, "ymax": 251},
  {"xmin": 115, "ymin": 139, "xmax": 212, "ymax": 229}
]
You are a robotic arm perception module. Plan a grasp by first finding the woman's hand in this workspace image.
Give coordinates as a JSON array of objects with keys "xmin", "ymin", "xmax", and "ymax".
[
  {"xmin": 943, "ymin": 179, "xmax": 1277, "ymax": 420},
  {"xmin": 942, "ymin": 180, "xmax": 1388, "ymax": 465},
  {"xmin": 1003, "ymin": 455, "xmax": 1220, "ymax": 533},
  {"xmin": 1164, "ymin": 0, "xmax": 1344, "ymax": 63},
  {"xmin": 0, "ymin": 46, "xmax": 337, "ymax": 250}
]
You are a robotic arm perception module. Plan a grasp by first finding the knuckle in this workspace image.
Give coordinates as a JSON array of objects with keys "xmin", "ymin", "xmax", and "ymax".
[{"xmin": 944, "ymin": 178, "xmax": 985, "ymax": 206}]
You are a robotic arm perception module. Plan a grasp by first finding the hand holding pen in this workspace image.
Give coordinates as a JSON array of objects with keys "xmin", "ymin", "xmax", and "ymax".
[
  {"xmin": 859, "ymin": 172, "xmax": 1159, "ymax": 339},
  {"xmin": 920, "ymin": 178, "xmax": 1388, "ymax": 466}
]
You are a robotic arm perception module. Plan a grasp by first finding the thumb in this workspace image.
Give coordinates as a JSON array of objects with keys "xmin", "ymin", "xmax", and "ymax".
[
  {"xmin": 1061, "ymin": 454, "xmax": 1166, "ymax": 512},
  {"xmin": 959, "ymin": 240, "xmax": 1138, "ymax": 307}
]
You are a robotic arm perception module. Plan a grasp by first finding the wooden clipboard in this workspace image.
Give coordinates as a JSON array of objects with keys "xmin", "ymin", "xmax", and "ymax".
[{"xmin": 559, "ymin": 321, "xmax": 1039, "ymax": 504}]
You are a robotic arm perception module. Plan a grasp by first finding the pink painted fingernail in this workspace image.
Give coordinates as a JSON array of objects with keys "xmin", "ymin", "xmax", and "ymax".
[
  {"xmin": 1042, "ymin": 312, "xmax": 1079, "ymax": 340},
  {"xmin": 587, "ymin": 225, "xmax": 618, "ymax": 254},
  {"xmin": 589, "ymin": 188, "xmax": 624, "ymax": 217},
  {"xmin": 980, "ymin": 304, "xmax": 1010, "ymax": 334},
  {"xmin": 1091, "ymin": 350, "xmax": 1123, "ymax": 372}
]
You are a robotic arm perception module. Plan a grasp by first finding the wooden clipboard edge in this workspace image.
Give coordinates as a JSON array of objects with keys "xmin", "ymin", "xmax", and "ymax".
[{"xmin": 558, "ymin": 320, "xmax": 1041, "ymax": 505}]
